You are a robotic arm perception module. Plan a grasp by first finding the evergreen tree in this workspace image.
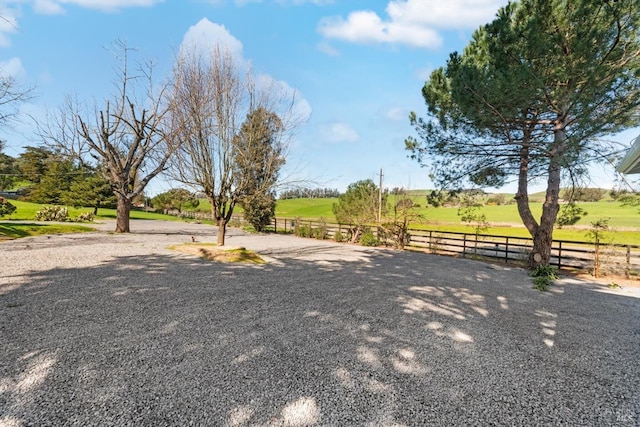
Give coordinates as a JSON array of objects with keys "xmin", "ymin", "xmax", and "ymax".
[
  {"xmin": 61, "ymin": 171, "xmax": 116, "ymax": 215},
  {"xmin": 233, "ymin": 107, "xmax": 285, "ymax": 232},
  {"xmin": 333, "ymin": 179, "xmax": 387, "ymax": 243},
  {"xmin": 406, "ymin": 0, "xmax": 640, "ymax": 267}
]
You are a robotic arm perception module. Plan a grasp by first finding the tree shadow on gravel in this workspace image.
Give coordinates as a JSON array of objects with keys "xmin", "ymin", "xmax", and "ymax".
[{"xmin": 1, "ymin": 249, "xmax": 639, "ymax": 426}]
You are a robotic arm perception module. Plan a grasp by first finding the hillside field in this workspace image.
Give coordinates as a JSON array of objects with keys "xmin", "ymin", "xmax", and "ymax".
[
  {"xmin": 272, "ymin": 197, "xmax": 640, "ymax": 245},
  {"xmin": 274, "ymin": 197, "xmax": 639, "ymax": 228}
]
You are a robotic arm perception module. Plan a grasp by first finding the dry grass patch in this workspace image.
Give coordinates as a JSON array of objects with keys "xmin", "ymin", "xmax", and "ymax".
[{"xmin": 171, "ymin": 243, "xmax": 266, "ymax": 264}]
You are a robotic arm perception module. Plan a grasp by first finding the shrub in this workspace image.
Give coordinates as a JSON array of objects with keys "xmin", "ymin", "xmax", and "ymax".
[
  {"xmin": 333, "ymin": 230, "xmax": 345, "ymax": 242},
  {"xmin": 530, "ymin": 265, "xmax": 558, "ymax": 291},
  {"xmin": 35, "ymin": 205, "xmax": 69, "ymax": 222},
  {"xmin": 0, "ymin": 197, "xmax": 17, "ymax": 217},
  {"xmin": 312, "ymin": 227, "xmax": 328, "ymax": 240},
  {"xmin": 533, "ymin": 275, "xmax": 554, "ymax": 291},
  {"xmin": 487, "ymin": 194, "xmax": 507, "ymax": 205},
  {"xmin": 313, "ymin": 218, "xmax": 328, "ymax": 240},
  {"xmin": 295, "ymin": 225, "xmax": 311, "ymax": 238},
  {"xmin": 77, "ymin": 212, "xmax": 95, "ymax": 222},
  {"xmin": 530, "ymin": 264, "xmax": 558, "ymax": 280},
  {"xmin": 360, "ymin": 231, "xmax": 379, "ymax": 247}
]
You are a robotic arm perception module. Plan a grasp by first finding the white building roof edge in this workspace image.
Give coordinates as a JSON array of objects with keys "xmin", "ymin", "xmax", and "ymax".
[{"xmin": 617, "ymin": 133, "xmax": 640, "ymax": 174}]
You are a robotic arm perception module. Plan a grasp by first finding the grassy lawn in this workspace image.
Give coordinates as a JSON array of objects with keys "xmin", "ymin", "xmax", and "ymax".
[
  {"xmin": 96, "ymin": 208, "xmax": 184, "ymax": 221},
  {"xmin": 0, "ymin": 200, "xmax": 184, "ymax": 240},
  {"xmin": 3, "ymin": 200, "xmax": 181, "ymax": 222},
  {"xmin": 0, "ymin": 223, "xmax": 95, "ymax": 240}
]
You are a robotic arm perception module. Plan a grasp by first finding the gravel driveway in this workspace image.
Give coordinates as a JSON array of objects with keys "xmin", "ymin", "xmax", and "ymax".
[{"xmin": 1, "ymin": 220, "xmax": 639, "ymax": 426}]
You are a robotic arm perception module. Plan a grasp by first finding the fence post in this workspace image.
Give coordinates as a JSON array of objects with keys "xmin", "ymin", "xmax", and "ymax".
[
  {"xmin": 505, "ymin": 237, "xmax": 509, "ymax": 263},
  {"xmin": 429, "ymin": 230, "xmax": 433, "ymax": 253},
  {"xmin": 626, "ymin": 245, "xmax": 631, "ymax": 279},
  {"xmin": 463, "ymin": 234, "xmax": 467, "ymax": 258},
  {"xmin": 594, "ymin": 238, "xmax": 600, "ymax": 278},
  {"xmin": 557, "ymin": 241, "xmax": 562, "ymax": 270},
  {"xmin": 474, "ymin": 233, "xmax": 478, "ymax": 256},
  {"xmin": 274, "ymin": 218, "xmax": 277, "ymax": 233}
]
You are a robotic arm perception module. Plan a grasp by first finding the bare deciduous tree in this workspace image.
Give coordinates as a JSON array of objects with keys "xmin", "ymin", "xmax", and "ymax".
[
  {"xmin": 0, "ymin": 65, "xmax": 33, "ymax": 130},
  {"xmin": 39, "ymin": 42, "xmax": 176, "ymax": 232},
  {"xmin": 167, "ymin": 43, "xmax": 303, "ymax": 245}
]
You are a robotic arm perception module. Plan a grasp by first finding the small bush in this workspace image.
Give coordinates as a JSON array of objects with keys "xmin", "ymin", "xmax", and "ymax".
[
  {"xmin": 0, "ymin": 197, "xmax": 17, "ymax": 217},
  {"xmin": 77, "ymin": 212, "xmax": 95, "ymax": 222},
  {"xmin": 333, "ymin": 230, "xmax": 345, "ymax": 242},
  {"xmin": 360, "ymin": 231, "xmax": 379, "ymax": 247},
  {"xmin": 312, "ymin": 227, "xmax": 328, "ymax": 240},
  {"xmin": 530, "ymin": 265, "xmax": 558, "ymax": 291},
  {"xmin": 296, "ymin": 225, "xmax": 311, "ymax": 238},
  {"xmin": 35, "ymin": 206, "xmax": 69, "ymax": 222},
  {"xmin": 533, "ymin": 275, "xmax": 554, "ymax": 291},
  {"xmin": 313, "ymin": 218, "xmax": 328, "ymax": 240},
  {"xmin": 530, "ymin": 264, "xmax": 559, "ymax": 279}
]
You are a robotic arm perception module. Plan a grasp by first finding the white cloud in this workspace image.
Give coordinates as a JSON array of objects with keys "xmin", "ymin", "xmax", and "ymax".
[
  {"xmin": 0, "ymin": 57, "xmax": 26, "ymax": 79},
  {"xmin": 33, "ymin": 0, "xmax": 65, "ymax": 14},
  {"xmin": 316, "ymin": 41, "xmax": 339, "ymax": 57},
  {"xmin": 386, "ymin": 0, "xmax": 506, "ymax": 29},
  {"xmin": 318, "ymin": 0, "xmax": 508, "ymax": 49},
  {"xmin": 281, "ymin": 0, "xmax": 334, "ymax": 4},
  {"xmin": 181, "ymin": 18, "xmax": 244, "ymax": 59},
  {"xmin": 384, "ymin": 107, "xmax": 407, "ymax": 122},
  {"xmin": 0, "ymin": 9, "xmax": 19, "ymax": 47},
  {"xmin": 180, "ymin": 19, "xmax": 312, "ymax": 123},
  {"xmin": 32, "ymin": 0, "xmax": 165, "ymax": 14},
  {"xmin": 256, "ymin": 73, "xmax": 313, "ymax": 123},
  {"xmin": 211, "ymin": 0, "xmax": 334, "ymax": 5},
  {"xmin": 320, "ymin": 122, "xmax": 359, "ymax": 143},
  {"xmin": 318, "ymin": 10, "xmax": 442, "ymax": 49}
]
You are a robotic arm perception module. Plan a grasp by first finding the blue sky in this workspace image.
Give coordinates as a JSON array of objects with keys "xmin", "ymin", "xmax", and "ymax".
[{"xmin": 0, "ymin": 0, "xmax": 637, "ymax": 195}]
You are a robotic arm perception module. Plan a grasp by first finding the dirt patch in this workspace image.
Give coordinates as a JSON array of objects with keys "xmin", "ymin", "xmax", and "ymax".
[{"xmin": 171, "ymin": 243, "xmax": 266, "ymax": 264}]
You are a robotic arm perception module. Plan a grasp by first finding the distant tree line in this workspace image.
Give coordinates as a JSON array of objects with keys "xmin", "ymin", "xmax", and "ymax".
[
  {"xmin": 561, "ymin": 188, "xmax": 605, "ymax": 203},
  {"xmin": 0, "ymin": 145, "xmax": 117, "ymax": 214},
  {"xmin": 150, "ymin": 188, "xmax": 199, "ymax": 214},
  {"xmin": 279, "ymin": 187, "xmax": 341, "ymax": 199}
]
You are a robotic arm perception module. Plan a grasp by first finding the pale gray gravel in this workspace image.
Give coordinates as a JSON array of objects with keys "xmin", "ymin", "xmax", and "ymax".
[{"xmin": 1, "ymin": 220, "xmax": 639, "ymax": 426}]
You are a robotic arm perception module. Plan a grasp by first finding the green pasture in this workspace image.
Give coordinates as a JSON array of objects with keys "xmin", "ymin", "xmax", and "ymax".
[
  {"xmin": 273, "ymin": 197, "xmax": 639, "ymax": 245},
  {"xmin": 274, "ymin": 197, "xmax": 638, "ymax": 227}
]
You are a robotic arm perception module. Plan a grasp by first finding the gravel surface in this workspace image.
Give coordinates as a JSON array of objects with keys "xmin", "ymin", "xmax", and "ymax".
[{"xmin": 1, "ymin": 220, "xmax": 639, "ymax": 426}]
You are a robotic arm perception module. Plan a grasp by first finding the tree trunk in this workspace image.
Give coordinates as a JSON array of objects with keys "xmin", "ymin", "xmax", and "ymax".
[
  {"xmin": 115, "ymin": 196, "xmax": 132, "ymax": 233},
  {"xmin": 349, "ymin": 226, "xmax": 361, "ymax": 243},
  {"xmin": 515, "ymin": 143, "xmax": 539, "ymax": 237},
  {"xmin": 529, "ymin": 164, "xmax": 561, "ymax": 267},
  {"xmin": 529, "ymin": 119, "xmax": 565, "ymax": 268},
  {"xmin": 93, "ymin": 205, "xmax": 98, "ymax": 216},
  {"xmin": 217, "ymin": 219, "xmax": 227, "ymax": 246}
]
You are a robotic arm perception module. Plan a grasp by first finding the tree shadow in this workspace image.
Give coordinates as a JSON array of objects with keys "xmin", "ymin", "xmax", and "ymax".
[{"xmin": 1, "ymin": 247, "xmax": 639, "ymax": 425}]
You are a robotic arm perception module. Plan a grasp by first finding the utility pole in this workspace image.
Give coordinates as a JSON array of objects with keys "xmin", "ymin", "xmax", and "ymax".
[{"xmin": 378, "ymin": 167, "xmax": 383, "ymax": 223}]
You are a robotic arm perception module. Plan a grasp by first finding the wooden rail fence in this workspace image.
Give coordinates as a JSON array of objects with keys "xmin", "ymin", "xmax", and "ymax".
[{"xmin": 175, "ymin": 211, "xmax": 640, "ymax": 279}]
